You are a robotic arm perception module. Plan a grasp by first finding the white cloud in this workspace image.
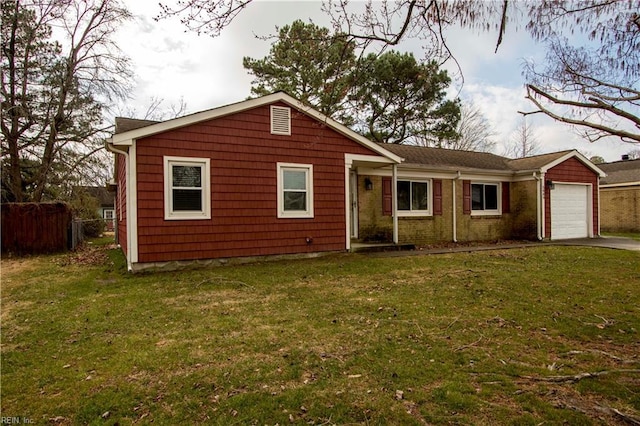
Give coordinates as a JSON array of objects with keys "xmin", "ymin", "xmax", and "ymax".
[{"xmin": 114, "ymin": 0, "xmax": 632, "ymax": 162}]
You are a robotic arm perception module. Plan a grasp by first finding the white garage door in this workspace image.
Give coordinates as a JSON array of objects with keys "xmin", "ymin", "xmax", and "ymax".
[{"xmin": 550, "ymin": 183, "xmax": 590, "ymax": 240}]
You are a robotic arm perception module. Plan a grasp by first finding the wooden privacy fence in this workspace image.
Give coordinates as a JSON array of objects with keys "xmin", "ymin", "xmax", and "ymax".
[{"xmin": 1, "ymin": 202, "xmax": 82, "ymax": 254}]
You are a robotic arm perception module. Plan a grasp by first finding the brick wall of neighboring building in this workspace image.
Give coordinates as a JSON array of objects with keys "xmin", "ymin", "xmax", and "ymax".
[{"xmin": 600, "ymin": 186, "xmax": 640, "ymax": 232}]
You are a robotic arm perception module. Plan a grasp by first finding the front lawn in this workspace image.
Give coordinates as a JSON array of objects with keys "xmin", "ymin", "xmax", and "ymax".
[
  {"xmin": 602, "ymin": 231, "xmax": 640, "ymax": 241},
  {"xmin": 2, "ymin": 244, "xmax": 639, "ymax": 425}
]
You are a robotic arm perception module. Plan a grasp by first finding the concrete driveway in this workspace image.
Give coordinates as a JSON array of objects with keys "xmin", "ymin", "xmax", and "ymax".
[{"xmin": 551, "ymin": 236, "xmax": 640, "ymax": 251}]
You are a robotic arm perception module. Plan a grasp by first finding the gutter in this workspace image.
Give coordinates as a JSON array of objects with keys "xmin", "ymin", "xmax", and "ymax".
[
  {"xmin": 597, "ymin": 176, "xmax": 601, "ymax": 237},
  {"xmin": 392, "ymin": 164, "xmax": 399, "ymax": 244},
  {"xmin": 105, "ymin": 138, "xmax": 133, "ymax": 272}
]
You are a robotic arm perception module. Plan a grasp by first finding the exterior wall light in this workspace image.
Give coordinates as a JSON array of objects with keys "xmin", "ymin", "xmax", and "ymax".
[{"xmin": 364, "ymin": 177, "xmax": 373, "ymax": 191}]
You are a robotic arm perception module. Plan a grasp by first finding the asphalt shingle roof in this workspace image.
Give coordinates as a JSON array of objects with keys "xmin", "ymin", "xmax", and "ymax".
[
  {"xmin": 378, "ymin": 144, "xmax": 512, "ymax": 171},
  {"xmin": 115, "ymin": 117, "xmax": 158, "ymax": 134},
  {"xmin": 599, "ymin": 159, "xmax": 640, "ymax": 185},
  {"xmin": 505, "ymin": 150, "xmax": 573, "ymax": 171},
  {"xmin": 378, "ymin": 144, "xmax": 577, "ymax": 173}
]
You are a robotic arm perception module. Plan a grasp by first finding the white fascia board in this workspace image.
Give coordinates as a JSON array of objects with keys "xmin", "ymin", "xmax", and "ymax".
[
  {"xmin": 345, "ymin": 153, "xmax": 399, "ymax": 168},
  {"xmin": 511, "ymin": 171, "xmax": 539, "ymax": 182},
  {"xmin": 357, "ymin": 165, "xmax": 514, "ymax": 181},
  {"xmin": 458, "ymin": 172, "xmax": 513, "ymax": 182},
  {"xmin": 540, "ymin": 150, "xmax": 607, "ymax": 177},
  {"xmin": 401, "ymin": 164, "xmax": 513, "ymax": 178},
  {"xmin": 356, "ymin": 166, "xmax": 456, "ymax": 179},
  {"xmin": 600, "ymin": 182, "xmax": 640, "ymax": 188}
]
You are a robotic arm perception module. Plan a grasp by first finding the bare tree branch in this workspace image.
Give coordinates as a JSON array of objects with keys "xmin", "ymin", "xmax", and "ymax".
[{"xmin": 525, "ymin": 85, "xmax": 640, "ymax": 143}]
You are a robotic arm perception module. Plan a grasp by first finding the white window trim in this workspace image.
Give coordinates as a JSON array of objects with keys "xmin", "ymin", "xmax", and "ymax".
[
  {"xmin": 277, "ymin": 162, "xmax": 314, "ymax": 219},
  {"xmin": 164, "ymin": 156, "xmax": 211, "ymax": 220},
  {"xmin": 103, "ymin": 209, "xmax": 115, "ymax": 220},
  {"xmin": 471, "ymin": 182, "xmax": 501, "ymax": 216},
  {"xmin": 397, "ymin": 179, "xmax": 432, "ymax": 217}
]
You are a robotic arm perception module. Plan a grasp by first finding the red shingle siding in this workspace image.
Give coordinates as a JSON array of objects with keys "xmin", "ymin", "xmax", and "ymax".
[
  {"xmin": 134, "ymin": 102, "xmax": 376, "ymax": 263},
  {"xmin": 116, "ymin": 153, "xmax": 127, "ymax": 255},
  {"xmin": 544, "ymin": 157, "xmax": 599, "ymax": 238}
]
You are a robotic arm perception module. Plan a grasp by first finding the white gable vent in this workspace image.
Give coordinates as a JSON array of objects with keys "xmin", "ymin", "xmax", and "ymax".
[{"xmin": 271, "ymin": 106, "xmax": 291, "ymax": 135}]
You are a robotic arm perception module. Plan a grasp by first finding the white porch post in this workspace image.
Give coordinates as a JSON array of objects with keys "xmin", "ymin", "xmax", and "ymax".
[{"xmin": 392, "ymin": 163, "xmax": 398, "ymax": 244}]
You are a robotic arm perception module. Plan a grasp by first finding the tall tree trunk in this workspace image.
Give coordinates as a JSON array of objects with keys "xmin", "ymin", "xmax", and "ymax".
[{"xmin": 4, "ymin": 0, "xmax": 24, "ymax": 202}]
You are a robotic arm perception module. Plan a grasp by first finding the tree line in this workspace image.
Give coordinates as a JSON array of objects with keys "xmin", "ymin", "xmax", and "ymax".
[
  {"xmin": 242, "ymin": 20, "xmax": 466, "ymax": 147},
  {"xmin": 161, "ymin": 0, "xmax": 640, "ymax": 146},
  {"xmin": 1, "ymin": 0, "xmax": 131, "ymax": 203},
  {"xmin": 3, "ymin": 0, "xmax": 638, "ymax": 204}
]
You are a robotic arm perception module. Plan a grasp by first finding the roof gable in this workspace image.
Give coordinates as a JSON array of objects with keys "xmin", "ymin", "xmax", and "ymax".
[
  {"xmin": 109, "ymin": 92, "xmax": 402, "ymax": 164},
  {"xmin": 506, "ymin": 150, "xmax": 572, "ymax": 171},
  {"xmin": 536, "ymin": 150, "xmax": 605, "ymax": 177}
]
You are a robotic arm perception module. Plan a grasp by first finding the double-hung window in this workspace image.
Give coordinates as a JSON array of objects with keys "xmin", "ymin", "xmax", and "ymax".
[
  {"xmin": 471, "ymin": 182, "xmax": 499, "ymax": 214},
  {"xmin": 397, "ymin": 180, "xmax": 431, "ymax": 216},
  {"xmin": 277, "ymin": 163, "xmax": 314, "ymax": 218},
  {"xmin": 164, "ymin": 156, "xmax": 211, "ymax": 220}
]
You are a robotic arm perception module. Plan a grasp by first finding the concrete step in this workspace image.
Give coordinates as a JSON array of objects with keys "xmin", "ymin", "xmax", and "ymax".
[{"xmin": 350, "ymin": 242, "xmax": 416, "ymax": 253}]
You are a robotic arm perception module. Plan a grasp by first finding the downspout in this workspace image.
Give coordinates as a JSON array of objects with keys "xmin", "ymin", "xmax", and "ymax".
[
  {"xmin": 533, "ymin": 171, "xmax": 544, "ymax": 240},
  {"xmin": 392, "ymin": 164, "xmax": 399, "ymax": 244},
  {"xmin": 344, "ymin": 156, "xmax": 353, "ymax": 251},
  {"xmin": 596, "ymin": 176, "xmax": 601, "ymax": 237},
  {"xmin": 452, "ymin": 171, "xmax": 461, "ymax": 242},
  {"xmin": 105, "ymin": 140, "xmax": 133, "ymax": 272}
]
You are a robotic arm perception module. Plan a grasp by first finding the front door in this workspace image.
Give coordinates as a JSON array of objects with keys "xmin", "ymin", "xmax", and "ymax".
[{"xmin": 349, "ymin": 171, "xmax": 358, "ymax": 239}]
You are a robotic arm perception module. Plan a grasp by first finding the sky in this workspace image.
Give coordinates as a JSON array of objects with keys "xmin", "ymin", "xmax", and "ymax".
[{"xmin": 113, "ymin": 0, "xmax": 634, "ymax": 162}]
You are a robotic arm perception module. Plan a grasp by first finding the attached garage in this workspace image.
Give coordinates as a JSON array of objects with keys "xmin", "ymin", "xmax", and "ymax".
[
  {"xmin": 550, "ymin": 183, "xmax": 590, "ymax": 239},
  {"xmin": 542, "ymin": 155, "xmax": 604, "ymax": 240}
]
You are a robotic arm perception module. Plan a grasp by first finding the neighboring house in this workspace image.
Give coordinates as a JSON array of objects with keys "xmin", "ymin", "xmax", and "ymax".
[
  {"xmin": 78, "ymin": 186, "xmax": 115, "ymax": 231},
  {"xmin": 598, "ymin": 158, "xmax": 640, "ymax": 232},
  {"xmin": 107, "ymin": 92, "xmax": 605, "ymax": 272}
]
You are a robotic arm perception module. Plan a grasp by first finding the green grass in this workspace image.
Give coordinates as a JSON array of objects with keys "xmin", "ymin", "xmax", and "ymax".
[
  {"xmin": 602, "ymin": 231, "xmax": 640, "ymax": 241},
  {"xmin": 2, "ymin": 244, "xmax": 639, "ymax": 425}
]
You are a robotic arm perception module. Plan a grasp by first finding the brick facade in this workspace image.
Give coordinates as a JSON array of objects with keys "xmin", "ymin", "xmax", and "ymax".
[
  {"xmin": 510, "ymin": 180, "xmax": 538, "ymax": 239},
  {"xmin": 600, "ymin": 186, "xmax": 640, "ymax": 232},
  {"xmin": 455, "ymin": 178, "xmax": 512, "ymax": 242},
  {"xmin": 356, "ymin": 176, "xmax": 539, "ymax": 244}
]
